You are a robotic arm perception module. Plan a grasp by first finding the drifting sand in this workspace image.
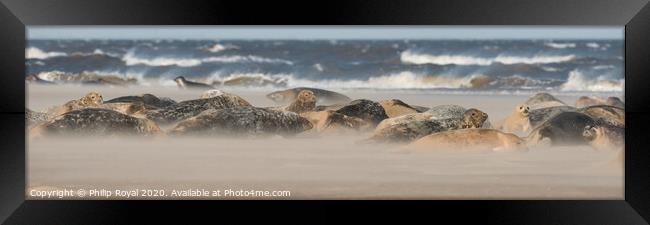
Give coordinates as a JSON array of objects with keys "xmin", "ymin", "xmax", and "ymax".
[{"xmin": 26, "ymin": 84, "xmax": 623, "ymax": 199}]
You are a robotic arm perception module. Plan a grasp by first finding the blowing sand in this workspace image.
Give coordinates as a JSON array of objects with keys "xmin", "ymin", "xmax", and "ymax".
[{"xmin": 26, "ymin": 84, "xmax": 623, "ymax": 199}]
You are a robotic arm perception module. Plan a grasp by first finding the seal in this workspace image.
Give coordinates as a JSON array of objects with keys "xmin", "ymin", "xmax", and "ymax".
[
  {"xmin": 174, "ymin": 76, "xmax": 214, "ymax": 89},
  {"xmin": 266, "ymin": 87, "xmax": 351, "ymax": 104},
  {"xmin": 48, "ymin": 92, "xmax": 104, "ymax": 116},
  {"xmin": 426, "ymin": 104, "xmax": 493, "ymax": 128},
  {"xmin": 577, "ymin": 105, "xmax": 625, "ymax": 128},
  {"xmin": 335, "ymin": 99, "xmax": 389, "ymax": 126},
  {"xmin": 583, "ymin": 124, "xmax": 624, "ymax": 151},
  {"xmin": 94, "ymin": 102, "xmax": 148, "ymax": 116},
  {"xmin": 498, "ymin": 104, "xmax": 531, "ymax": 134},
  {"xmin": 406, "ymin": 129, "xmax": 528, "ymax": 152},
  {"xmin": 379, "ymin": 99, "xmax": 420, "ymax": 117},
  {"xmin": 369, "ymin": 108, "xmax": 488, "ymax": 143},
  {"xmin": 169, "ymin": 107, "xmax": 313, "ymax": 137},
  {"xmin": 526, "ymin": 111, "xmax": 596, "ymax": 147},
  {"xmin": 145, "ymin": 94, "xmax": 252, "ymax": 124},
  {"xmin": 299, "ymin": 110, "xmax": 369, "ymax": 133},
  {"xmin": 26, "ymin": 108, "xmax": 50, "ymax": 128},
  {"xmin": 105, "ymin": 93, "xmax": 177, "ymax": 109},
  {"xmin": 200, "ymin": 89, "xmax": 226, "ymax": 99},
  {"xmin": 524, "ymin": 92, "xmax": 566, "ymax": 109},
  {"xmin": 284, "ymin": 90, "xmax": 317, "ymax": 113},
  {"xmin": 575, "ymin": 96, "xmax": 625, "ymax": 108},
  {"xmin": 29, "ymin": 108, "xmax": 162, "ymax": 137}
]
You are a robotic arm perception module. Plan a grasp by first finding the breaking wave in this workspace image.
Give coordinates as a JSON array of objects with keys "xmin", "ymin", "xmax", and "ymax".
[
  {"xmin": 544, "ymin": 42, "xmax": 576, "ymax": 49},
  {"xmin": 122, "ymin": 52, "xmax": 293, "ymax": 67},
  {"xmin": 560, "ymin": 70, "xmax": 624, "ymax": 92},
  {"xmin": 205, "ymin": 43, "xmax": 239, "ymax": 52},
  {"xmin": 26, "ymin": 47, "xmax": 67, "ymax": 59},
  {"xmin": 400, "ymin": 51, "xmax": 576, "ymax": 66}
]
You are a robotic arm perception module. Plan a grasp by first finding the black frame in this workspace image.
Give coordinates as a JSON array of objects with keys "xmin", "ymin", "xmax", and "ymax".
[{"xmin": 1, "ymin": 0, "xmax": 649, "ymax": 224}]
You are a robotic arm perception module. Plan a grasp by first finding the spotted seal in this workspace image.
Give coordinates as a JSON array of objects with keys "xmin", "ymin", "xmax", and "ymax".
[
  {"xmin": 46, "ymin": 92, "xmax": 104, "ymax": 116},
  {"xmin": 369, "ymin": 108, "xmax": 488, "ymax": 143},
  {"xmin": 174, "ymin": 76, "xmax": 214, "ymax": 89},
  {"xmin": 426, "ymin": 104, "xmax": 493, "ymax": 128},
  {"xmin": 267, "ymin": 87, "xmax": 351, "ymax": 105},
  {"xmin": 105, "ymin": 93, "xmax": 177, "ymax": 109},
  {"xmin": 379, "ymin": 99, "xmax": 421, "ymax": 117},
  {"xmin": 145, "ymin": 94, "xmax": 251, "ymax": 124},
  {"xmin": 169, "ymin": 107, "xmax": 313, "ymax": 137},
  {"xmin": 407, "ymin": 129, "xmax": 528, "ymax": 152},
  {"xmin": 577, "ymin": 105, "xmax": 624, "ymax": 128},
  {"xmin": 335, "ymin": 99, "xmax": 389, "ymax": 126},
  {"xmin": 30, "ymin": 108, "xmax": 162, "ymax": 137}
]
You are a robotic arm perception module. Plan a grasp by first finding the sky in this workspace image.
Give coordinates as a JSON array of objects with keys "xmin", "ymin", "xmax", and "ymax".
[{"xmin": 27, "ymin": 26, "xmax": 624, "ymax": 40}]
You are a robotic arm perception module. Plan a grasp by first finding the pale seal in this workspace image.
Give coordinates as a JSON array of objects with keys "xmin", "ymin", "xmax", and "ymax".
[
  {"xmin": 335, "ymin": 99, "xmax": 389, "ymax": 126},
  {"xmin": 47, "ymin": 92, "xmax": 104, "ymax": 116},
  {"xmin": 29, "ymin": 108, "xmax": 162, "ymax": 137},
  {"xmin": 575, "ymin": 96, "xmax": 625, "ymax": 108},
  {"xmin": 498, "ymin": 104, "xmax": 531, "ymax": 134},
  {"xmin": 174, "ymin": 76, "xmax": 214, "ymax": 89},
  {"xmin": 379, "ymin": 99, "xmax": 420, "ymax": 117},
  {"xmin": 266, "ymin": 87, "xmax": 351, "ymax": 105},
  {"xmin": 299, "ymin": 110, "xmax": 370, "ymax": 133},
  {"xmin": 577, "ymin": 105, "xmax": 625, "ymax": 128},
  {"xmin": 169, "ymin": 107, "xmax": 313, "ymax": 137},
  {"xmin": 145, "ymin": 94, "xmax": 252, "ymax": 124},
  {"xmin": 369, "ymin": 108, "xmax": 488, "ymax": 143},
  {"xmin": 407, "ymin": 129, "xmax": 527, "ymax": 152}
]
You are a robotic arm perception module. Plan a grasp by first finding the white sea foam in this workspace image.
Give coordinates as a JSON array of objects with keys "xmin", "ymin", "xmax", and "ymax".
[
  {"xmin": 400, "ymin": 51, "xmax": 576, "ymax": 65},
  {"xmin": 122, "ymin": 52, "xmax": 293, "ymax": 67},
  {"xmin": 545, "ymin": 42, "xmax": 577, "ymax": 49},
  {"xmin": 205, "ymin": 43, "xmax": 239, "ymax": 52},
  {"xmin": 586, "ymin": 42, "xmax": 600, "ymax": 48},
  {"xmin": 26, "ymin": 47, "xmax": 67, "ymax": 59},
  {"xmin": 560, "ymin": 70, "xmax": 623, "ymax": 92}
]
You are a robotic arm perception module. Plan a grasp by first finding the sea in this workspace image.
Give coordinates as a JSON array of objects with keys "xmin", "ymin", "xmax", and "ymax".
[{"xmin": 26, "ymin": 39, "xmax": 624, "ymax": 95}]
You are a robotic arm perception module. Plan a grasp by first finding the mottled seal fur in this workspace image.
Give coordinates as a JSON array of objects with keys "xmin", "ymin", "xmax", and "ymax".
[
  {"xmin": 300, "ymin": 110, "xmax": 370, "ymax": 133},
  {"xmin": 577, "ymin": 105, "xmax": 625, "ymax": 128},
  {"xmin": 267, "ymin": 87, "xmax": 351, "ymax": 104},
  {"xmin": 407, "ymin": 129, "xmax": 527, "ymax": 152},
  {"xmin": 145, "ymin": 94, "xmax": 252, "ymax": 124},
  {"xmin": 370, "ymin": 108, "xmax": 488, "ymax": 143},
  {"xmin": 335, "ymin": 99, "xmax": 389, "ymax": 126},
  {"xmin": 174, "ymin": 76, "xmax": 214, "ymax": 89},
  {"xmin": 47, "ymin": 92, "xmax": 104, "ymax": 116},
  {"xmin": 284, "ymin": 90, "xmax": 317, "ymax": 113},
  {"xmin": 26, "ymin": 108, "xmax": 50, "ymax": 128},
  {"xmin": 583, "ymin": 124, "xmax": 624, "ymax": 151},
  {"xmin": 105, "ymin": 93, "xmax": 176, "ymax": 109},
  {"xmin": 426, "ymin": 105, "xmax": 493, "ymax": 128},
  {"xmin": 30, "ymin": 108, "xmax": 161, "ymax": 137},
  {"xmin": 169, "ymin": 107, "xmax": 313, "ymax": 137},
  {"xmin": 379, "ymin": 99, "xmax": 420, "ymax": 117},
  {"xmin": 527, "ymin": 105, "xmax": 577, "ymax": 129},
  {"xmin": 526, "ymin": 111, "xmax": 596, "ymax": 147},
  {"xmin": 576, "ymin": 96, "xmax": 625, "ymax": 108}
]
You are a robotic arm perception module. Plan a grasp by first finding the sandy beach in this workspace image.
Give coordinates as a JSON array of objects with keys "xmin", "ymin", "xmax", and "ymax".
[{"xmin": 25, "ymin": 84, "xmax": 623, "ymax": 199}]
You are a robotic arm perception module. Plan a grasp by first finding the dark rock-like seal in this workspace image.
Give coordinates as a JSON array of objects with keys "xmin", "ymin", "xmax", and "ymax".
[
  {"xmin": 174, "ymin": 76, "xmax": 214, "ymax": 89},
  {"xmin": 30, "ymin": 108, "xmax": 162, "ymax": 137},
  {"xmin": 267, "ymin": 87, "xmax": 351, "ymax": 105},
  {"xmin": 105, "ymin": 93, "xmax": 177, "ymax": 109},
  {"xmin": 26, "ymin": 108, "xmax": 50, "ymax": 128},
  {"xmin": 379, "ymin": 99, "xmax": 420, "ymax": 117},
  {"xmin": 526, "ymin": 111, "xmax": 596, "ymax": 146},
  {"xmin": 577, "ymin": 105, "xmax": 625, "ymax": 128},
  {"xmin": 335, "ymin": 99, "xmax": 389, "ymax": 126},
  {"xmin": 145, "ymin": 94, "xmax": 251, "ymax": 124},
  {"xmin": 528, "ymin": 105, "xmax": 577, "ymax": 128},
  {"xmin": 369, "ymin": 108, "xmax": 488, "ymax": 143},
  {"xmin": 169, "ymin": 107, "xmax": 313, "ymax": 137}
]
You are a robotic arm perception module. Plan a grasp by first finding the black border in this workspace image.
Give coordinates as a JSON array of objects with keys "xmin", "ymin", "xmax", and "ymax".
[{"xmin": 1, "ymin": 0, "xmax": 650, "ymax": 224}]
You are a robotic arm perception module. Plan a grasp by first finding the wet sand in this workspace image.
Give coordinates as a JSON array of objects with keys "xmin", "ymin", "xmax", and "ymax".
[{"xmin": 26, "ymin": 84, "xmax": 623, "ymax": 199}]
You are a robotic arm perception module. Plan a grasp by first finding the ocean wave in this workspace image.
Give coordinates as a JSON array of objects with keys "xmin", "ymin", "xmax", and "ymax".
[
  {"xmin": 560, "ymin": 70, "xmax": 623, "ymax": 92},
  {"xmin": 205, "ymin": 43, "xmax": 239, "ymax": 52},
  {"xmin": 288, "ymin": 71, "xmax": 477, "ymax": 89},
  {"xmin": 26, "ymin": 47, "xmax": 67, "ymax": 59},
  {"xmin": 122, "ymin": 52, "xmax": 293, "ymax": 67},
  {"xmin": 400, "ymin": 50, "xmax": 576, "ymax": 65},
  {"xmin": 544, "ymin": 42, "xmax": 576, "ymax": 49}
]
